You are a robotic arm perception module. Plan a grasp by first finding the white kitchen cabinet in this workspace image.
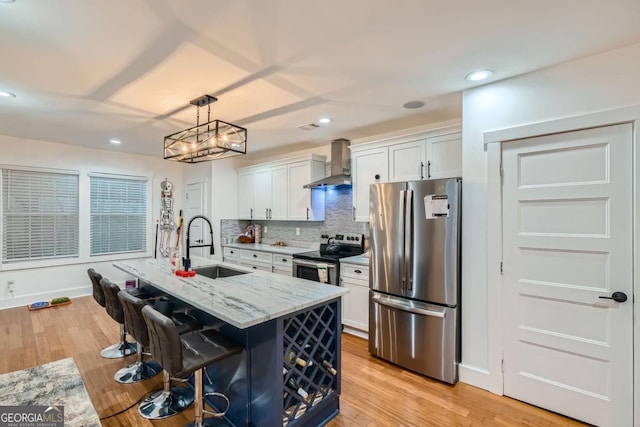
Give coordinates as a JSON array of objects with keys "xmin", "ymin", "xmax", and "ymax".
[
  {"xmin": 238, "ymin": 171, "xmax": 255, "ymax": 219},
  {"xmin": 272, "ymin": 254, "xmax": 293, "ymax": 276},
  {"xmin": 340, "ymin": 263, "xmax": 369, "ymax": 336},
  {"xmin": 425, "ymin": 132, "xmax": 462, "ymax": 179},
  {"xmin": 223, "ymin": 247, "xmax": 240, "ymax": 264},
  {"xmin": 237, "ymin": 154, "xmax": 326, "ymax": 221},
  {"xmin": 239, "ymin": 249, "xmax": 273, "ymax": 271},
  {"xmin": 288, "ymin": 160, "xmax": 326, "ymax": 221},
  {"xmin": 388, "ymin": 138, "xmax": 426, "ymax": 182},
  {"xmin": 351, "ymin": 148, "xmax": 388, "ymax": 222}
]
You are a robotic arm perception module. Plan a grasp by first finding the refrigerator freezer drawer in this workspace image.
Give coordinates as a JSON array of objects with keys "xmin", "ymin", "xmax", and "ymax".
[{"xmin": 368, "ymin": 292, "xmax": 458, "ymax": 383}]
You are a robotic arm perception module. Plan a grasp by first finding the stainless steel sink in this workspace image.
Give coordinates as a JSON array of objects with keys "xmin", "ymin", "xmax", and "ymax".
[{"xmin": 196, "ymin": 265, "xmax": 248, "ymax": 279}]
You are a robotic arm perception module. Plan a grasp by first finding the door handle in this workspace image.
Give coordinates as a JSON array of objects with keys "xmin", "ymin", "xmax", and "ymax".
[{"xmin": 599, "ymin": 291, "xmax": 628, "ymax": 303}]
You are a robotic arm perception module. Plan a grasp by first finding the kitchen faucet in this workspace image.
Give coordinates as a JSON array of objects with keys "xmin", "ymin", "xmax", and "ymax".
[{"xmin": 185, "ymin": 215, "xmax": 215, "ymax": 268}]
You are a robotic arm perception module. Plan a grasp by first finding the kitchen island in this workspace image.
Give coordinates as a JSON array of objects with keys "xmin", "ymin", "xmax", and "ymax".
[{"xmin": 114, "ymin": 258, "xmax": 347, "ymax": 427}]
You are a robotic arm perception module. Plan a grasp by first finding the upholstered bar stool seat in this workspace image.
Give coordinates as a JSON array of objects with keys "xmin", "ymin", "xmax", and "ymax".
[
  {"xmin": 142, "ymin": 305, "xmax": 242, "ymax": 426},
  {"xmin": 99, "ymin": 277, "xmax": 137, "ymax": 359},
  {"xmin": 115, "ymin": 291, "xmax": 163, "ymax": 384}
]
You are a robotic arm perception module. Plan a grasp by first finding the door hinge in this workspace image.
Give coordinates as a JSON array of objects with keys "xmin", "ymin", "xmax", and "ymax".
[
  {"xmin": 499, "ymin": 164, "xmax": 504, "ymax": 177},
  {"xmin": 500, "ymin": 262, "xmax": 503, "ymax": 274}
]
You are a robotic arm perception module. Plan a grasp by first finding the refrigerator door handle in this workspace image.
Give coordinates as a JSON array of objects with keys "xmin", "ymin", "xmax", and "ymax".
[
  {"xmin": 400, "ymin": 189, "xmax": 407, "ymax": 292},
  {"xmin": 405, "ymin": 189, "xmax": 413, "ymax": 291},
  {"xmin": 372, "ymin": 293, "xmax": 445, "ymax": 318}
]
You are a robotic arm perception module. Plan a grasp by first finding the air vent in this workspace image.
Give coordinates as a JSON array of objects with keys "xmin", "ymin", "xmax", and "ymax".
[{"xmin": 298, "ymin": 123, "xmax": 320, "ymax": 131}]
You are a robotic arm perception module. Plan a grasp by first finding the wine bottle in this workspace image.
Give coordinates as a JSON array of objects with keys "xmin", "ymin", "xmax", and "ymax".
[
  {"xmin": 285, "ymin": 349, "xmax": 310, "ymax": 367},
  {"xmin": 313, "ymin": 351, "xmax": 337, "ymax": 375},
  {"xmin": 286, "ymin": 376, "xmax": 309, "ymax": 400}
]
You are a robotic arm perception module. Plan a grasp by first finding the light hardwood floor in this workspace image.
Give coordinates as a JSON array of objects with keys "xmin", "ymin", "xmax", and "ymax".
[{"xmin": 0, "ymin": 296, "xmax": 584, "ymax": 426}]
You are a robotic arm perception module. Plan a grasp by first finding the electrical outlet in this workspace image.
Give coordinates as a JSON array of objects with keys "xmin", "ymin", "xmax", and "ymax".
[
  {"xmin": 7, "ymin": 280, "xmax": 15, "ymax": 294},
  {"xmin": 296, "ymin": 227, "xmax": 301, "ymax": 236},
  {"xmin": 264, "ymin": 226, "xmax": 268, "ymax": 234}
]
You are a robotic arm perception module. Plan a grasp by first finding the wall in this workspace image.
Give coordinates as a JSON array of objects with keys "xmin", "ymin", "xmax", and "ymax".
[
  {"xmin": 0, "ymin": 135, "xmax": 183, "ymax": 309},
  {"xmin": 220, "ymin": 187, "xmax": 369, "ymax": 248},
  {"xmin": 460, "ymin": 41, "xmax": 640, "ymax": 388}
]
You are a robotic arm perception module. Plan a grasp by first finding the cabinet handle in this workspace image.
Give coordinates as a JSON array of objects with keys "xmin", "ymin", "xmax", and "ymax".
[
  {"xmin": 352, "ymin": 206, "xmax": 356, "ymax": 220},
  {"xmin": 253, "ymin": 254, "xmax": 258, "ymax": 258},
  {"xmin": 230, "ymin": 250, "xmax": 234, "ymax": 254},
  {"xmin": 250, "ymin": 208, "xmax": 253, "ymax": 219},
  {"xmin": 374, "ymin": 174, "xmax": 380, "ymax": 181},
  {"xmin": 282, "ymin": 258, "xmax": 288, "ymax": 263},
  {"xmin": 420, "ymin": 162, "xmax": 424, "ymax": 179},
  {"xmin": 252, "ymin": 266, "xmax": 257, "ymax": 269},
  {"xmin": 306, "ymin": 207, "xmax": 309, "ymax": 220},
  {"xmin": 266, "ymin": 208, "xmax": 269, "ymax": 219},
  {"xmin": 269, "ymin": 208, "xmax": 272, "ymax": 219},
  {"xmin": 354, "ymin": 269, "xmax": 362, "ymax": 274},
  {"xmin": 427, "ymin": 161, "xmax": 431, "ymax": 179}
]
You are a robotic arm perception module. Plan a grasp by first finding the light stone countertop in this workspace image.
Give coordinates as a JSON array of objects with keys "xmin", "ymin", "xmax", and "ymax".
[
  {"xmin": 113, "ymin": 258, "xmax": 347, "ymax": 329},
  {"xmin": 340, "ymin": 254, "xmax": 370, "ymax": 266},
  {"xmin": 222, "ymin": 242, "xmax": 312, "ymax": 256}
]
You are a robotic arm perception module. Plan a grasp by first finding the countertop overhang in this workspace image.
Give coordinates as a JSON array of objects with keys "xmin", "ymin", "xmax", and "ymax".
[{"xmin": 113, "ymin": 258, "xmax": 348, "ymax": 330}]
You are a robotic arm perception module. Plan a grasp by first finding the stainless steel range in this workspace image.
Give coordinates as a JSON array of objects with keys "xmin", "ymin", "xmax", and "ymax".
[{"xmin": 293, "ymin": 233, "xmax": 365, "ymax": 285}]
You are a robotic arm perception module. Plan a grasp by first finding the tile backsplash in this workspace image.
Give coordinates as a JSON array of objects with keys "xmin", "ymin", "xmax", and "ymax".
[{"xmin": 220, "ymin": 187, "xmax": 369, "ymax": 248}]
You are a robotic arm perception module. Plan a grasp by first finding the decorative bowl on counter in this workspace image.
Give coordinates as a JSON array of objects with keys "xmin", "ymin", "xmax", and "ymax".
[{"xmin": 238, "ymin": 235, "xmax": 255, "ymax": 243}]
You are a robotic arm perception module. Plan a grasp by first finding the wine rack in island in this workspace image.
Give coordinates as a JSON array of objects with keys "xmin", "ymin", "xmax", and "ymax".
[{"xmin": 282, "ymin": 301, "xmax": 340, "ymax": 426}]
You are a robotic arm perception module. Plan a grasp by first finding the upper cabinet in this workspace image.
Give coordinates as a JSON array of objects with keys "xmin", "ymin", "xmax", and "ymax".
[
  {"xmin": 351, "ymin": 125, "xmax": 461, "ymax": 222},
  {"xmin": 352, "ymin": 148, "xmax": 388, "ymax": 222},
  {"xmin": 237, "ymin": 155, "xmax": 326, "ymax": 221}
]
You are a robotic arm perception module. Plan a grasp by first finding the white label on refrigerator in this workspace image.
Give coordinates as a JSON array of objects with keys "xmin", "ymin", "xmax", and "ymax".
[{"xmin": 424, "ymin": 194, "xmax": 449, "ymax": 219}]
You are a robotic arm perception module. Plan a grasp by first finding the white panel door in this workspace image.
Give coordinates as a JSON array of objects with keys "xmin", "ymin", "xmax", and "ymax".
[
  {"xmin": 254, "ymin": 168, "xmax": 271, "ymax": 220},
  {"xmin": 269, "ymin": 165, "xmax": 287, "ymax": 220},
  {"xmin": 426, "ymin": 132, "xmax": 461, "ymax": 179},
  {"xmin": 237, "ymin": 171, "xmax": 255, "ymax": 219},
  {"xmin": 186, "ymin": 182, "xmax": 205, "ymax": 258},
  {"xmin": 352, "ymin": 148, "xmax": 388, "ymax": 222},
  {"xmin": 388, "ymin": 139, "xmax": 425, "ymax": 182},
  {"xmin": 502, "ymin": 123, "xmax": 633, "ymax": 427}
]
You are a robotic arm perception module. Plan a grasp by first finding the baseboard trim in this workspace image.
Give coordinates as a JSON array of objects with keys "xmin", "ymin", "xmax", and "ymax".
[
  {"xmin": 342, "ymin": 326, "xmax": 368, "ymax": 340},
  {"xmin": 459, "ymin": 363, "xmax": 491, "ymax": 391},
  {"xmin": 0, "ymin": 287, "xmax": 92, "ymax": 310}
]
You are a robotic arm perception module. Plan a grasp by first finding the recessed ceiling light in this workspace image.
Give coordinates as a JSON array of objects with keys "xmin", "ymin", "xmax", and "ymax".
[
  {"xmin": 0, "ymin": 91, "xmax": 16, "ymax": 98},
  {"xmin": 318, "ymin": 117, "xmax": 332, "ymax": 124},
  {"xmin": 465, "ymin": 69, "xmax": 494, "ymax": 82},
  {"xmin": 109, "ymin": 139, "xmax": 121, "ymax": 145},
  {"xmin": 403, "ymin": 100, "xmax": 424, "ymax": 109}
]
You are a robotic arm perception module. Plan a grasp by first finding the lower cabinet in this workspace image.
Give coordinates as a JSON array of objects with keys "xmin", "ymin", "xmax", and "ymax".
[
  {"xmin": 340, "ymin": 263, "xmax": 369, "ymax": 336},
  {"xmin": 223, "ymin": 247, "xmax": 293, "ymax": 276}
]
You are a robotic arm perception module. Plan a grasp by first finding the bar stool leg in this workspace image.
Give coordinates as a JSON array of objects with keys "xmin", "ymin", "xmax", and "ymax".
[
  {"xmin": 185, "ymin": 368, "xmax": 230, "ymax": 427},
  {"xmin": 139, "ymin": 370, "xmax": 194, "ymax": 419},
  {"xmin": 114, "ymin": 344, "xmax": 162, "ymax": 384},
  {"xmin": 100, "ymin": 324, "xmax": 137, "ymax": 359}
]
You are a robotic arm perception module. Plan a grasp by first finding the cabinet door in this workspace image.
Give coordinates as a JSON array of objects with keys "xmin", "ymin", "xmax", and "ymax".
[
  {"xmin": 425, "ymin": 132, "xmax": 462, "ymax": 179},
  {"xmin": 389, "ymin": 139, "xmax": 426, "ymax": 182},
  {"xmin": 352, "ymin": 148, "xmax": 388, "ymax": 222},
  {"xmin": 238, "ymin": 171, "xmax": 255, "ymax": 219},
  {"xmin": 253, "ymin": 168, "xmax": 271, "ymax": 220},
  {"xmin": 341, "ymin": 277, "xmax": 369, "ymax": 332},
  {"xmin": 269, "ymin": 165, "xmax": 288, "ymax": 220}
]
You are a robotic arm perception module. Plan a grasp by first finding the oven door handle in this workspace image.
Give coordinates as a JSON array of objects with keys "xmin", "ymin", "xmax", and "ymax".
[{"xmin": 293, "ymin": 259, "xmax": 336, "ymax": 269}]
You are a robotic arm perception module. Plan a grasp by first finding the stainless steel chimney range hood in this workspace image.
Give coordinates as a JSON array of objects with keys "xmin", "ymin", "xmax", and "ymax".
[{"xmin": 304, "ymin": 138, "xmax": 352, "ymax": 189}]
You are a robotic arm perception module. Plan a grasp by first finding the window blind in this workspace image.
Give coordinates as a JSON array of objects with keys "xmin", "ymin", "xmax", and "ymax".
[
  {"xmin": 2, "ymin": 168, "xmax": 79, "ymax": 262},
  {"xmin": 90, "ymin": 175, "xmax": 147, "ymax": 255}
]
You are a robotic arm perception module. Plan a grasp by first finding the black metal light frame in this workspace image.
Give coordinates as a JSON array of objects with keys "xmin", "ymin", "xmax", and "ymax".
[{"xmin": 164, "ymin": 94, "xmax": 247, "ymax": 163}]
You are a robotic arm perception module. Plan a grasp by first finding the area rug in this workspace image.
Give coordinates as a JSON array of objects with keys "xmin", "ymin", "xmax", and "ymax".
[{"xmin": 0, "ymin": 357, "xmax": 101, "ymax": 426}]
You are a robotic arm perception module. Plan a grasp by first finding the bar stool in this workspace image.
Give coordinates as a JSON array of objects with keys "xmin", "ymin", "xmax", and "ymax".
[
  {"xmin": 99, "ymin": 277, "xmax": 137, "ymax": 358},
  {"xmin": 142, "ymin": 305, "xmax": 243, "ymax": 426},
  {"xmin": 136, "ymin": 299, "xmax": 205, "ymax": 419},
  {"xmin": 114, "ymin": 291, "xmax": 163, "ymax": 384}
]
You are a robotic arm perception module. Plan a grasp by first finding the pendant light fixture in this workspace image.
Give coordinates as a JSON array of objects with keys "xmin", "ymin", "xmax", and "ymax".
[{"xmin": 164, "ymin": 94, "xmax": 247, "ymax": 163}]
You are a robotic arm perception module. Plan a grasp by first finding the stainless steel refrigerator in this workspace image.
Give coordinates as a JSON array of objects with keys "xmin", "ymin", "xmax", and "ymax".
[{"xmin": 369, "ymin": 178, "xmax": 461, "ymax": 384}]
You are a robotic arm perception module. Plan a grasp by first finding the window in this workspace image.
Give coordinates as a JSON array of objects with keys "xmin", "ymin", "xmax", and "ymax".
[
  {"xmin": 2, "ymin": 167, "xmax": 79, "ymax": 262},
  {"xmin": 90, "ymin": 174, "xmax": 147, "ymax": 256}
]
